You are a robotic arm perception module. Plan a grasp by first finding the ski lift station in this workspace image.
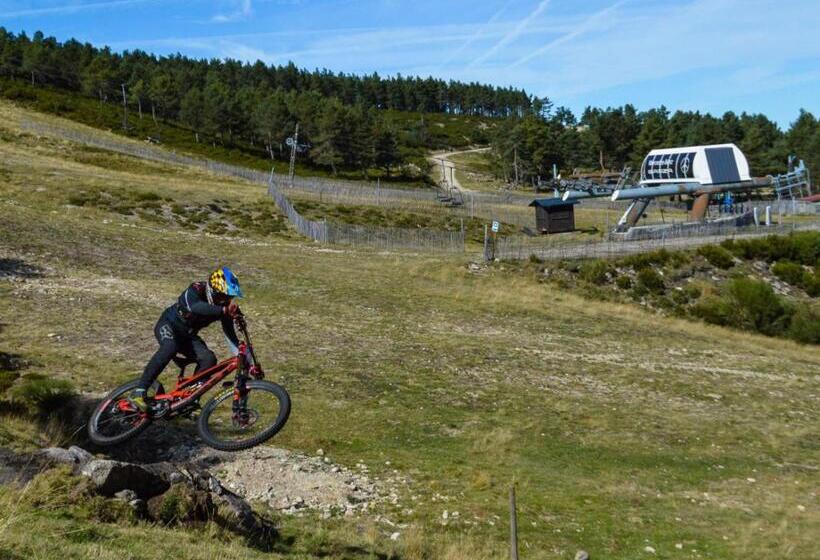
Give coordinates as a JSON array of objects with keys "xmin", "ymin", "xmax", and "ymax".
[
  {"xmin": 639, "ymin": 144, "xmax": 751, "ymax": 186},
  {"xmin": 546, "ymin": 142, "xmax": 813, "ymax": 238}
]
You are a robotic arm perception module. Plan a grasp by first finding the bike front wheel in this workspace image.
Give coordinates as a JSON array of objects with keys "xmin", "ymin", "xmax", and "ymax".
[{"xmin": 197, "ymin": 380, "xmax": 291, "ymax": 451}]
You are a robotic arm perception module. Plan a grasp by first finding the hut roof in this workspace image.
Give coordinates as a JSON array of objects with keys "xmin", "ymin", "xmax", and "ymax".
[{"xmin": 529, "ymin": 198, "xmax": 580, "ymax": 208}]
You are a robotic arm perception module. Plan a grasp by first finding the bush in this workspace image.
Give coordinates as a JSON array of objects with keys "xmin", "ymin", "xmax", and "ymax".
[
  {"xmin": 726, "ymin": 277, "xmax": 792, "ymax": 336},
  {"xmin": 697, "ymin": 244, "xmax": 735, "ymax": 269},
  {"xmin": 787, "ymin": 305, "xmax": 820, "ymax": 344},
  {"xmin": 0, "ymin": 370, "xmax": 19, "ymax": 394},
  {"xmin": 671, "ymin": 288, "xmax": 691, "ymax": 305},
  {"xmin": 683, "ymin": 283, "xmax": 703, "ymax": 300},
  {"xmin": 615, "ymin": 275, "xmax": 632, "ymax": 289},
  {"xmin": 723, "ymin": 232, "xmax": 820, "ymax": 266},
  {"xmin": 579, "ymin": 260, "xmax": 611, "ymax": 285},
  {"xmin": 8, "ymin": 374, "xmax": 75, "ymax": 415},
  {"xmin": 622, "ymin": 249, "xmax": 672, "ymax": 270},
  {"xmin": 637, "ymin": 268, "xmax": 665, "ymax": 294},
  {"xmin": 133, "ymin": 190, "xmax": 161, "ymax": 202},
  {"xmin": 690, "ymin": 296, "xmax": 735, "ymax": 327},
  {"xmin": 772, "ymin": 261, "xmax": 805, "ymax": 286},
  {"xmin": 803, "ymin": 269, "xmax": 820, "ymax": 297}
]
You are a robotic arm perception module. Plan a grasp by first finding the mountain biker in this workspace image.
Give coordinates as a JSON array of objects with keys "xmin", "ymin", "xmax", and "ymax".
[{"xmin": 130, "ymin": 267, "xmax": 244, "ymax": 413}]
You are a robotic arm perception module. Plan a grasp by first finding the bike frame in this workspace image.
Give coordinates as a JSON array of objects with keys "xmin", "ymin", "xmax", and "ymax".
[{"xmin": 116, "ymin": 317, "xmax": 257, "ymax": 418}]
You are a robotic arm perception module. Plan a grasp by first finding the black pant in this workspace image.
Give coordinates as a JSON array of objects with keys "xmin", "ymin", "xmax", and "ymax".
[{"xmin": 138, "ymin": 318, "xmax": 216, "ymax": 391}]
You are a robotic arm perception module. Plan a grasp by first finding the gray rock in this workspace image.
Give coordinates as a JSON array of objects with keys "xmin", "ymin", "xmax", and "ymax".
[
  {"xmin": 80, "ymin": 459, "xmax": 169, "ymax": 499},
  {"xmin": 575, "ymin": 551, "xmax": 590, "ymax": 560},
  {"xmin": 128, "ymin": 498, "xmax": 147, "ymax": 516},
  {"xmin": 114, "ymin": 489, "xmax": 138, "ymax": 502},
  {"xmin": 67, "ymin": 446, "xmax": 93, "ymax": 464},
  {"xmin": 169, "ymin": 471, "xmax": 186, "ymax": 485},
  {"xmin": 41, "ymin": 446, "xmax": 93, "ymax": 466},
  {"xmin": 40, "ymin": 447, "xmax": 75, "ymax": 464}
]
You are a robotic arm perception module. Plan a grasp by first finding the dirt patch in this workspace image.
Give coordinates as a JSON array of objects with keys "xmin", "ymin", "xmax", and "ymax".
[
  {"xmin": 213, "ymin": 446, "xmax": 385, "ymax": 517},
  {"xmin": 87, "ymin": 420, "xmax": 394, "ymax": 518}
]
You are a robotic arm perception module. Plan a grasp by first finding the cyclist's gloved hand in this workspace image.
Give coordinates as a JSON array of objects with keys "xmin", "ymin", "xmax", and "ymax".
[{"xmin": 224, "ymin": 301, "xmax": 242, "ymax": 318}]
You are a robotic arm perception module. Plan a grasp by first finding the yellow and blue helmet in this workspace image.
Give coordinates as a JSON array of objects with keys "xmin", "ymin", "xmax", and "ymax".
[{"xmin": 209, "ymin": 267, "xmax": 242, "ymax": 298}]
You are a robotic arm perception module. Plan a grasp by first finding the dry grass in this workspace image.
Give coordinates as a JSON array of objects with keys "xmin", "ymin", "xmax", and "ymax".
[{"xmin": 0, "ymin": 99, "xmax": 818, "ymax": 559}]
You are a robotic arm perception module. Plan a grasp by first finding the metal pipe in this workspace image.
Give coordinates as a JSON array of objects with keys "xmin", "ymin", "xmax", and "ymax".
[
  {"xmin": 611, "ymin": 178, "xmax": 771, "ymax": 202},
  {"xmin": 562, "ymin": 190, "xmax": 595, "ymax": 201}
]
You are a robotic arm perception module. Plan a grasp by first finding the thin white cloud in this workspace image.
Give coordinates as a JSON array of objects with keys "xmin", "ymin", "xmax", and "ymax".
[
  {"xmin": 469, "ymin": 0, "xmax": 550, "ymax": 67},
  {"xmin": 435, "ymin": 0, "xmax": 517, "ymax": 72},
  {"xmin": 0, "ymin": 0, "xmax": 160, "ymax": 18},
  {"xmin": 511, "ymin": 0, "xmax": 626, "ymax": 67},
  {"xmin": 211, "ymin": 0, "xmax": 253, "ymax": 23}
]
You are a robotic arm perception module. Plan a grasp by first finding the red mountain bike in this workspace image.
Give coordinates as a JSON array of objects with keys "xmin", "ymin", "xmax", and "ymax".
[{"xmin": 87, "ymin": 314, "xmax": 290, "ymax": 452}]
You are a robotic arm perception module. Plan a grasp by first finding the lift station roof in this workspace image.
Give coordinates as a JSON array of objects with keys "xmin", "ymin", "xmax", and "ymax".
[{"xmin": 640, "ymin": 143, "xmax": 751, "ymax": 186}]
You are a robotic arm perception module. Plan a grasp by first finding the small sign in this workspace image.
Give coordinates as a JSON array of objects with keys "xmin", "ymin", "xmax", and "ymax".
[{"xmin": 491, "ymin": 221, "xmax": 500, "ymax": 233}]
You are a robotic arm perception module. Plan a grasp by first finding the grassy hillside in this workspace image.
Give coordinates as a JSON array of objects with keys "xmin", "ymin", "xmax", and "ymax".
[
  {"xmin": 1, "ymin": 101, "xmax": 819, "ymax": 559},
  {"xmin": 503, "ymin": 239, "xmax": 819, "ymax": 345},
  {"xmin": 0, "ymin": 78, "xmax": 493, "ymax": 187}
]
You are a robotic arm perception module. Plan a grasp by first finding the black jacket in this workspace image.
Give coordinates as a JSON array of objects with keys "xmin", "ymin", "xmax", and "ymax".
[{"xmin": 161, "ymin": 282, "xmax": 240, "ymax": 350}]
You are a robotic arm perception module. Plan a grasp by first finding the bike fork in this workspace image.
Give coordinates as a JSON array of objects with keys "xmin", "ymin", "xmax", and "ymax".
[{"xmin": 232, "ymin": 375, "xmax": 249, "ymax": 414}]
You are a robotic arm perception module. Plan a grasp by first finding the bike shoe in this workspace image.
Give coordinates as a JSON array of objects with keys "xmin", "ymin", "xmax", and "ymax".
[{"xmin": 128, "ymin": 389, "xmax": 151, "ymax": 414}]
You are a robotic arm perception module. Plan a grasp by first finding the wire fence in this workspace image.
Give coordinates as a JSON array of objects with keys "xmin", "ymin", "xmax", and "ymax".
[
  {"xmin": 21, "ymin": 119, "xmax": 467, "ymax": 252},
  {"xmin": 266, "ymin": 173, "xmax": 329, "ymax": 242},
  {"xmin": 491, "ymin": 222, "xmax": 819, "ymax": 261},
  {"xmin": 23, "ymin": 118, "xmax": 814, "ymax": 258},
  {"xmin": 266, "ymin": 175, "xmax": 465, "ymax": 252}
]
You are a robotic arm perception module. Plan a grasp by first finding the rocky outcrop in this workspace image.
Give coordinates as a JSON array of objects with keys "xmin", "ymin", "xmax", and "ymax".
[
  {"xmin": 32, "ymin": 443, "xmax": 273, "ymax": 537},
  {"xmin": 41, "ymin": 445, "xmax": 93, "ymax": 466},
  {"xmin": 80, "ymin": 459, "xmax": 170, "ymax": 499}
]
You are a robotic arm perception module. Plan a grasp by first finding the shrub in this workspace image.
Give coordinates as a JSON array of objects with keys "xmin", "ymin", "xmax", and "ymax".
[
  {"xmin": 622, "ymin": 249, "xmax": 672, "ymax": 270},
  {"xmin": 579, "ymin": 260, "xmax": 611, "ymax": 285},
  {"xmin": 803, "ymin": 269, "xmax": 820, "ymax": 297},
  {"xmin": 8, "ymin": 374, "xmax": 75, "ymax": 415},
  {"xmin": 671, "ymin": 288, "xmax": 691, "ymax": 305},
  {"xmin": 772, "ymin": 261, "xmax": 805, "ymax": 286},
  {"xmin": 690, "ymin": 295, "xmax": 735, "ymax": 327},
  {"xmin": 637, "ymin": 268, "xmax": 665, "ymax": 294},
  {"xmin": 697, "ymin": 244, "xmax": 735, "ymax": 269},
  {"xmin": 132, "ymin": 191, "xmax": 160, "ymax": 202},
  {"xmin": 723, "ymin": 232, "xmax": 820, "ymax": 265},
  {"xmin": 0, "ymin": 370, "xmax": 19, "ymax": 394},
  {"xmin": 724, "ymin": 277, "xmax": 792, "ymax": 336},
  {"xmin": 683, "ymin": 283, "xmax": 703, "ymax": 300},
  {"xmin": 615, "ymin": 275, "xmax": 632, "ymax": 289},
  {"xmin": 786, "ymin": 305, "xmax": 820, "ymax": 344}
]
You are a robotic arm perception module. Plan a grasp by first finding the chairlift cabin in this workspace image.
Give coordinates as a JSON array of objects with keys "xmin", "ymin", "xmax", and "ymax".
[
  {"xmin": 529, "ymin": 198, "xmax": 578, "ymax": 234},
  {"xmin": 640, "ymin": 143, "xmax": 752, "ymax": 186}
]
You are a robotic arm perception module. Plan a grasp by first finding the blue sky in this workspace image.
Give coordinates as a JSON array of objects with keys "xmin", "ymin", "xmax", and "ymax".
[{"xmin": 2, "ymin": 0, "xmax": 818, "ymax": 127}]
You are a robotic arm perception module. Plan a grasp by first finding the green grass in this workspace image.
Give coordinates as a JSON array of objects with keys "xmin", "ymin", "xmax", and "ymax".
[{"xmin": 1, "ymin": 100, "xmax": 819, "ymax": 559}]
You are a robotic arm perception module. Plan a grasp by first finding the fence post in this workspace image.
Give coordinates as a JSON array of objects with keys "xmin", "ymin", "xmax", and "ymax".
[{"xmin": 510, "ymin": 485, "xmax": 519, "ymax": 560}]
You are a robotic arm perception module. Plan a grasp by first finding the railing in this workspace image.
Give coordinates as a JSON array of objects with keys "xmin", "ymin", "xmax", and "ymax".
[{"xmin": 492, "ymin": 222, "xmax": 819, "ymax": 261}]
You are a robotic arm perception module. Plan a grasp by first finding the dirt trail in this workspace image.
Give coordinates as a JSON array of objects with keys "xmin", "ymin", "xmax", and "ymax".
[{"xmin": 428, "ymin": 147, "xmax": 490, "ymax": 193}]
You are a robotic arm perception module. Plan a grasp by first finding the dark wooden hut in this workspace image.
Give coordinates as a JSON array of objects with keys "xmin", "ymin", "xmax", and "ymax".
[{"xmin": 529, "ymin": 198, "xmax": 578, "ymax": 234}]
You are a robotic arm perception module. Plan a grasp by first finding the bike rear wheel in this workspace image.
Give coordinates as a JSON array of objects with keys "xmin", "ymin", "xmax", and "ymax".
[
  {"xmin": 197, "ymin": 380, "xmax": 290, "ymax": 451},
  {"xmin": 87, "ymin": 380, "xmax": 163, "ymax": 446}
]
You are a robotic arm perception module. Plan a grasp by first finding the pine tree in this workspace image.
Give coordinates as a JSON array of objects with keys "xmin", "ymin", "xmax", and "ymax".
[{"xmin": 373, "ymin": 125, "xmax": 403, "ymax": 177}]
